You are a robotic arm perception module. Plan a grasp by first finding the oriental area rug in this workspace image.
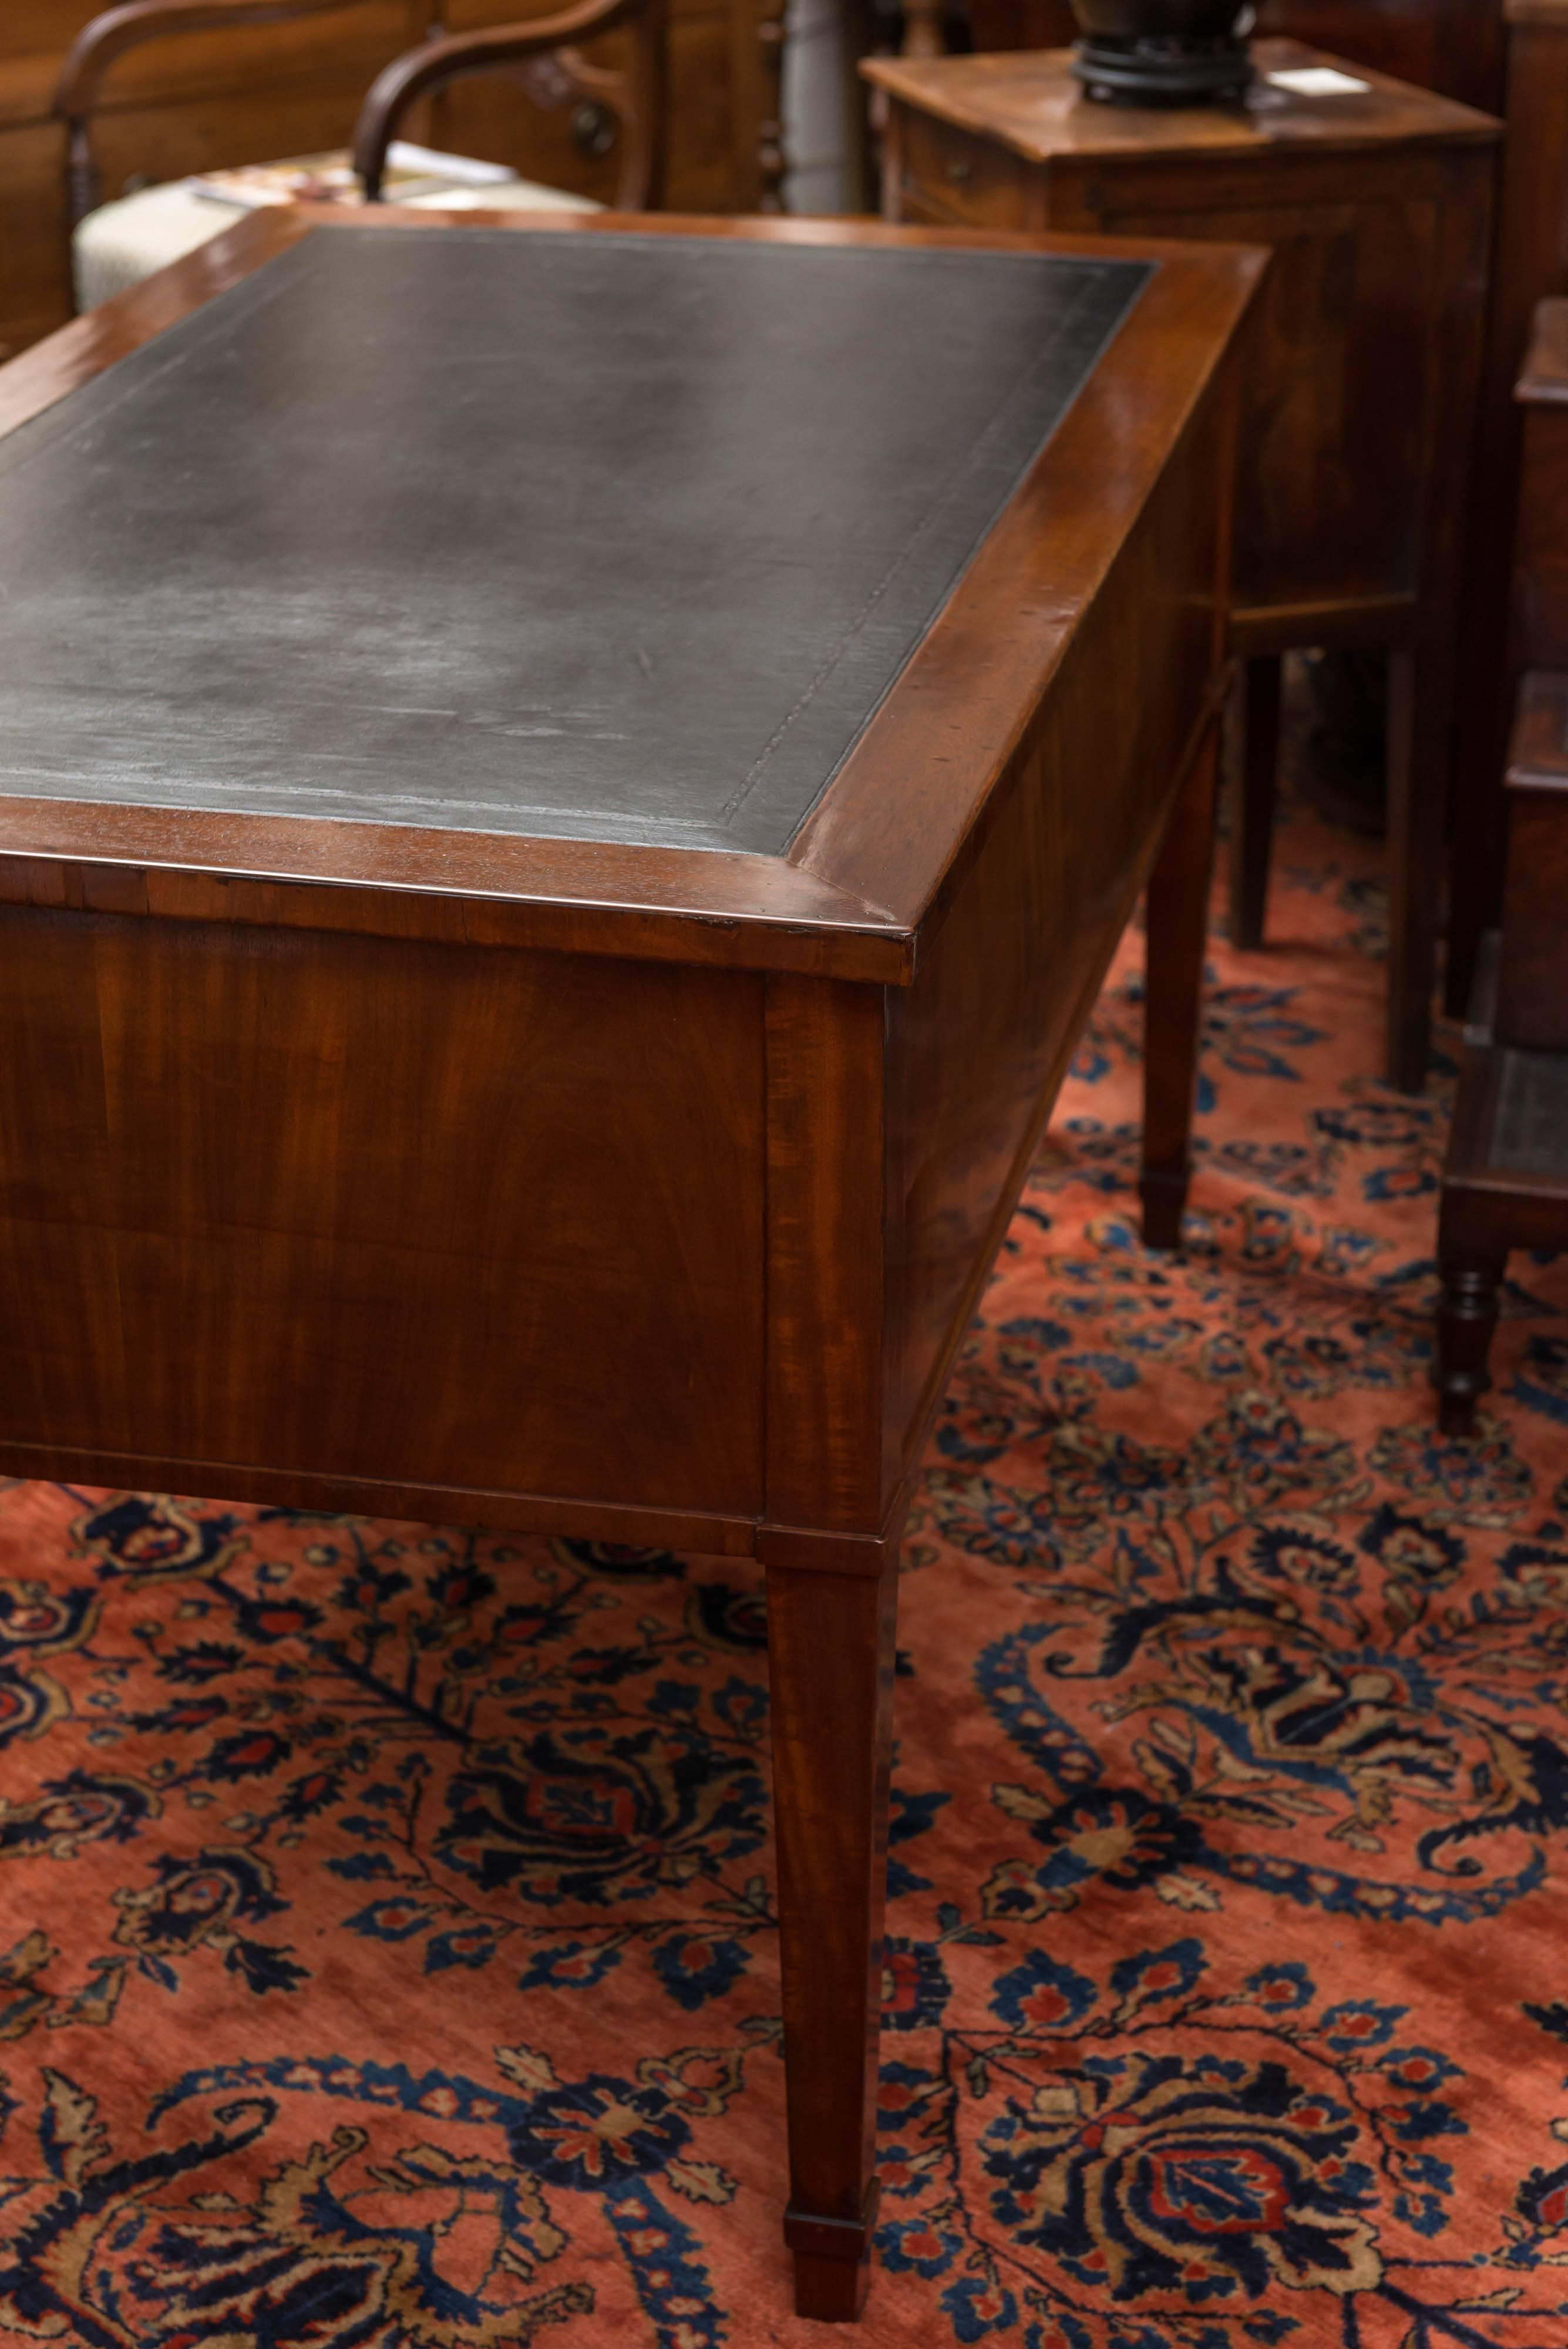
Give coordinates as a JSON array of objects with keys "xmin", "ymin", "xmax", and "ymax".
[{"xmin": 4, "ymin": 790, "xmax": 1568, "ymax": 2349}]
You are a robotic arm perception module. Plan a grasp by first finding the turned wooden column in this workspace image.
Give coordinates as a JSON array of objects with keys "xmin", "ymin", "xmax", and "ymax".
[{"xmin": 768, "ymin": 1559, "xmax": 898, "ymax": 2317}]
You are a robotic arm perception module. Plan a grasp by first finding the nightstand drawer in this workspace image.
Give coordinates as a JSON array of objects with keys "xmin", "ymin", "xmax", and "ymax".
[{"xmin": 898, "ymin": 107, "xmax": 1028, "ymax": 227}]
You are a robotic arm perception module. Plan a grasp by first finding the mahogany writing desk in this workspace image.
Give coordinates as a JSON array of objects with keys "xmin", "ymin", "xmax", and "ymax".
[{"xmin": 0, "ymin": 208, "xmax": 1259, "ymax": 2318}]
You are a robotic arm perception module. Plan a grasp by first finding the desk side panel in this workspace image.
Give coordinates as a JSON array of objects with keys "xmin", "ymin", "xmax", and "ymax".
[
  {"xmin": 883, "ymin": 361, "xmax": 1226, "ymax": 1481},
  {"xmin": 0, "ymin": 911, "xmax": 765, "ymax": 1518}
]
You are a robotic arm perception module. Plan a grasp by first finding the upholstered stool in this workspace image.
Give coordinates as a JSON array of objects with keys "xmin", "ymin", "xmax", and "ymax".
[
  {"xmin": 58, "ymin": 0, "xmax": 661, "ymax": 316},
  {"xmin": 73, "ymin": 153, "xmax": 598, "ymax": 314}
]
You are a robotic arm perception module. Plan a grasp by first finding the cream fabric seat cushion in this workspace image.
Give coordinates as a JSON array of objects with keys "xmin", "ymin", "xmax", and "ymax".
[{"xmin": 73, "ymin": 173, "xmax": 601, "ymax": 312}]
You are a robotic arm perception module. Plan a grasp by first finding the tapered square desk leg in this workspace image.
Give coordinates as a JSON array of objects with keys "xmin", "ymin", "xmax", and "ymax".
[
  {"xmin": 1227, "ymin": 654, "xmax": 1283, "ymax": 952},
  {"xmin": 767, "ymin": 1555, "xmax": 898, "ymax": 2320},
  {"xmin": 1141, "ymin": 715, "xmax": 1222, "ymax": 1251}
]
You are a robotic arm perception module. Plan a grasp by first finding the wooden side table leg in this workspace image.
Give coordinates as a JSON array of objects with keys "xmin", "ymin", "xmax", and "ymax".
[
  {"xmin": 1227, "ymin": 654, "xmax": 1282, "ymax": 951},
  {"xmin": 1385, "ymin": 644, "xmax": 1444, "ymax": 1095},
  {"xmin": 1435, "ymin": 1246, "xmax": 1506, "ymax": 1439},
  {"xmin": 768, "ymin": 1555, "xmax": 897, "ymax": 2322},
  {"xmin": 1141, "ymin": 714, "xmax": 1221, "ymax": 1251}
]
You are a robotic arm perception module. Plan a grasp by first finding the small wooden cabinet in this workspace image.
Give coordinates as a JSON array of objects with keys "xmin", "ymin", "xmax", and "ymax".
[
  {"xmin": 864, "ymin": 39, "xmax": 1499, "ymax": 1092},
  {"xmin": 0, "ymin": 0, "xmax": 780, "ymax": 361}
]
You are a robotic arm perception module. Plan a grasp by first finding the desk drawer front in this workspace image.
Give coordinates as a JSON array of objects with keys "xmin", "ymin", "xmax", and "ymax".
[
  {"xmin": 896, "ymin": 110, "xmax": 1029, "ymax": 228},
  {"xmin": 0, "ymin": 914, "xmax": 767, "ymax": 1519}
]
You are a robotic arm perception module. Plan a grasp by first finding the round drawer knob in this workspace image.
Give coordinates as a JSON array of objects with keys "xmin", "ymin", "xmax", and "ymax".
[{"xmin": 572, "ymin": 100, "xmax": 620, "ymax": 160}]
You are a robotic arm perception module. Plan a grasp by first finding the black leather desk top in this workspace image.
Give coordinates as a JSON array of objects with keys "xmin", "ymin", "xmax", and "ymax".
[{"xmin": 0, "ymin": 228, "xmax": 1149, "ymax": 853}]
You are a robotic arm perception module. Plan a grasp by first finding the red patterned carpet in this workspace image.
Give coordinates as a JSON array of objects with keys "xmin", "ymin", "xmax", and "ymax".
[{"xmin": 4, "ymin": 794, "xmax": 1568, "ymax": 2349}]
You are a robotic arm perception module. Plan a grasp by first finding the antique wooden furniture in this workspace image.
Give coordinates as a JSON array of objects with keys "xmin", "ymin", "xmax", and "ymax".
[
  {"xmin": 0, "ymin": 0, "xmax": 778, "ymax": 359},
  {"xmin": 58, "ymin": 0, "xmax": 664, "ymax": 311},
  {"xmin": 0, "ymin": 206, "xmax": 1259, "ymax": 2314},
  {"xmin": 863, "ymin": 39, "xmax": 1499, "ymax": 1093},
  {"xmin": 1446, "ymin": 0, "xmax": 1568, "ymax": 1020},
  {"xmin": 1438, "ymin": 300, "xmax": 1568, "ymax": 1436}
]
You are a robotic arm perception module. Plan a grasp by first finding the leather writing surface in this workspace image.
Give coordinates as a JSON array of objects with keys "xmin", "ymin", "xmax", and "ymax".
[{"xmin": 0, "ymin": 228, "xmax": 1149, "ymax": 853}]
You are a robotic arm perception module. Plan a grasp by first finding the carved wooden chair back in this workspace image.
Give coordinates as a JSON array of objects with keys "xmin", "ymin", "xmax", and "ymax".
[
  {"xmin": 354, "ymin": 0, "xmax": 665, "ymax": 208},
  {"xmin": 56, "ymin": 0, "xmax": 666, "ymax": 233}
]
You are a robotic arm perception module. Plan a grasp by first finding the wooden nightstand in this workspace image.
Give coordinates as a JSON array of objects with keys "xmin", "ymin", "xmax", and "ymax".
[{"xmin": 863, "ymin": 39, "xmax": 1500, "ymax": 1093}]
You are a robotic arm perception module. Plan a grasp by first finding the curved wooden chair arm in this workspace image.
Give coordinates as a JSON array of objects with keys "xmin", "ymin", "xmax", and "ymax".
[
  {"xmin": 352, "ymin": 0, "xmax": 665, "ymax": 211},
  {"xmin": 56, "ymin": 0, "xmax": 356, "ymax": 224}
]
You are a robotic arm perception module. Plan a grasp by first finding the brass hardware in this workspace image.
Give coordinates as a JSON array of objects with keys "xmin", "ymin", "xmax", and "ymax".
[{"xmin": 943, "ymin": 157, "xmax": 973, "ymax": 183}]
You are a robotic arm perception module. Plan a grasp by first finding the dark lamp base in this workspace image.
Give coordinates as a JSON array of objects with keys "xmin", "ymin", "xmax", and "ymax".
[{"xmin": 1072, "ymin": 33, "xmax": 1254, "ymax": 105}]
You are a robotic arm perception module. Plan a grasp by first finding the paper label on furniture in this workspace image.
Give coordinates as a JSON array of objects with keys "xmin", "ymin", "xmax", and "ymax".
[
  {"xmin": 1266, "ymin": 67, "xmax": 1372, "ymax": 96},
  {"xmin": 0, "ymin": 229, "xmax": 1149, "ymax": 856}
]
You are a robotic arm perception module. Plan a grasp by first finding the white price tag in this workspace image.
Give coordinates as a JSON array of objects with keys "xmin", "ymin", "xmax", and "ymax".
[{"xmin": 1266, "ymin": 66, "xmax": 1373, "ymax": 96}]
